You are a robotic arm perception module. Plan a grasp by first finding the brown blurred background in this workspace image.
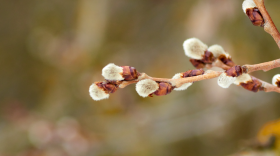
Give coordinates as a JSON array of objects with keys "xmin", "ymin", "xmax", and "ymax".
[{"xmin": 0, "ymin": 0, "xmax": 280, "ymax": 156}]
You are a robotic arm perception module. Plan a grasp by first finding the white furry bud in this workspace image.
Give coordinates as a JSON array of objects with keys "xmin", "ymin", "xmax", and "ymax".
[
  {"xmin": 89, "ymin": 83, "xmax": 109, "ymax": 101},
  {"xmin": 102, "ymin": 63, "xmax": 124, "ymax": 81},
  {"xmin": 172, "ymin": 73, "xmax": 192, "ymax": 91},
  {"xmin": 217, "ymin": 73, "xmax": 237, "ymax": 88},
  {"xmin": 242, "ymin": 0, "xmax": 257, "ymax": 13},
  {"xmin": 208, "ymin": 45, "xmax": 226, "ymax": 57},
  {"xmin": 183, "ymin": 38, "xmax": 208, "ymax": 59},
  {"xmin": 136, "ymin": 79, "xmax": 159, "ymax": 97},
  {"xmin": 234, "ymin": 74, "xmax": 252, "ymax": 85},
  {"xmin": 272, "ymin": 74, "xmax": 280, "ymax": 87}
]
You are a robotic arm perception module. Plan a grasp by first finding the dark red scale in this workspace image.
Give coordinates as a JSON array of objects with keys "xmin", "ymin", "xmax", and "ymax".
[
  {"xmin": 202, "ymin": 51, "xmax": 215, "ymax": 64},
  {"xmin": 240, "ymin": 77, "xmax": 264, "ymax": 92},
  {"xmin": 182, "ymin": 69, "xmax": 204, "ymax": 77},
  {"xmin": 189, "ymin": 59, "xmax": 205, "ymax": 69},
  {"xmin": 225, "ymin": 65, "xmax": 243, "ymax": 77},
  {"xmin": 153, "ymin": 82, "xmax": 174, "ymax": 96},
  {"xmin": 121, "ymin": 66, "xmax": 139, "ymax": 81},
  {"xmin": 246, "ymin": 8, "xmax": 264, "ymax": 27},
  {"xmin": 218, "ymin": 54, "xmax": 235, "ymax": 67}
]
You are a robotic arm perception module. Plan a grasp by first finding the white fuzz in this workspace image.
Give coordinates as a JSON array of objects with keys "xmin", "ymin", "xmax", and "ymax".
[
  {"xmin": 234, "ymin": 74, "xmax": 252, "ymax": 85},
  {"xmin": 183, "ymin": 38, "xmax": 208, "ymax": 59},
  {"xmin": 102, "ymin": 63, "xmax": 124, "ymax": 81},
  {"xmin": 208, "ymin": 45, "xmax": 226, "ymax": 57},
  {"xmin": 172, "ymin": 73, "xmax": 192, "ymax": 91},
  {"xmin": 89, "ymin": 83, "xmax": 109, "ymax": 101},
  {"xmin": 224, "ymin": 53, "xmax": 231, "ymax": 59},
  {"xmin": 136, "ymin": 79, "xmax": 159, "ymax": 97},
  {"xmin": 217, "ymin": 73, "xmax": 237, "ymax": 88},
  {"xmin": 272, "ymin": 74, "xmax": 280, "ymax": 87},
  {"xmin": 242, "ymin": 0, "xmax": 257, "ymax": 13}
]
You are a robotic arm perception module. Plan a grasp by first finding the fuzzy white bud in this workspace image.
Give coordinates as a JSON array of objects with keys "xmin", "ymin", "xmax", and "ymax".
[
  {"xmin": 242, "ymin": 0, "xmax": 257, "ymax": 13},
  {"xmin": 136, "ymin": 79, "xmax": 159, "ymax": 97},
  {"xmin": 208, "ymin": 45, "xmax": 227, "ymax": 57},
  {"xmin": 172, "ymin": 73, "xmax": 192, "ymax": 91},
  {"xmin": 102, "ymin": 63, "xmax": 124, "ymax": 81},
  {"xmin": 217, "ymin": 73, "xmax": 237, "ymax": 88},
  {"xmin": 233, "ymin": 73, "xmax": 252, "ymax": 85},
  {"xmin": 272, "ymin": 74, "xmax": 280, "ymax": 87},
  {"xmin": 89, "ymin": 83, "xmax": 109, "ymax": 101},
  {"xmin": 183, "ymin": 38, "xmax": 208, "ymax": 59}
]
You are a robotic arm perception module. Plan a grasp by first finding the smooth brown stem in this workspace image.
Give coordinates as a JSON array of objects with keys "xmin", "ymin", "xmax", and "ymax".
[
  {"xmin": 243, "ymin": 59, "xmax": 280, "ymax": 73},
  {"xmin": 253, "ymin": 0, "xmax": 280, "ymax": 49}
]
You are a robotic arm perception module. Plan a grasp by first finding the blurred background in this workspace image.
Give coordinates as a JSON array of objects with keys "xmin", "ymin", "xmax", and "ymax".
[{"xmin": 1, "ymin": 0, "xmax": 280, "ymax": 156}]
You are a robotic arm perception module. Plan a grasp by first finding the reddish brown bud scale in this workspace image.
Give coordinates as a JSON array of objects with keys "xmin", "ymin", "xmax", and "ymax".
[
  {"xmin": 95, "ymin": 81, "xmax": 119, "ymax": 94},
  {"xmin": 273, "ymin": 76, "xmax": 280, "ymax": 87},
  {"xmin": 190, "ymin": 59, "xmax": 205, "ymax": 69},
  {"xmin": 225, "ymin": 65, "xmax": 243, "ymax": 77},
  {"xmin": 121, "ymin": 66, "xmax": 139, "ymax": 81},
  {"xmin": 103, "ymin": 83, "xmax": 118, "ymax": 93},
  {"xmin": 201, "ymin": 51, "xmax": 215, "ymax": 64},
  {"xmin": 218, "ymin": 54, "xmax": 235, "ymax": 67},
  {"xmin": 182, "ymin": 69, "xmax": 205, "ymax": 77},
  {"xmin": 105, "ymin": 80, "xmax": 123, "ymax": 86},
  {"xmin": 276, "ymin": 80, "xmax": 280, "ymax": 88},
  {"xmin": 246, "ymin": 8, "xmax": 264, "ymax": 27},
  {"xmin": 153, "ymin": 82, "xmax": 174, "ymax": 96},
  {"xmin": 240, "ymin": 77, "xmax": 264, "ymax": 92}
]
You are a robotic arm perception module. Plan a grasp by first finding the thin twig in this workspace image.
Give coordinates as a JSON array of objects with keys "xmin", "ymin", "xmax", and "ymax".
[
  {"xmin": 259, "ymin": 79, "xmax": 280, "ymax": 93},
  {"xmin": 119, "ymin": 71, "xmax": 223, "ymax": 88},
  {"xmin": 253, "ymin": 0, "xmax": 280, "ymax": 49},
  {"xmin": 243, "ymin": 58, "xmax": 280, "ymax": 73}
]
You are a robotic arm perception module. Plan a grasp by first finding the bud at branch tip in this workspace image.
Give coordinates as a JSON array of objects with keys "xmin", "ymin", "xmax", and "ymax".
[
  {"xmin": 242, "ymin": 0, "xmax": 264, "ymax": 27},
  {"xmin": 208, "ymin": 45, "xmax": 228, "ymax": 58},
  {"xmin": 183, "ymin": 38, "xmax": 208, "ymax": 60},
  {"xmin": 242, "ymin": 0, "xmax": 257, "ymax": 14},
  {"xmin": 89, "ymin": 83, "xmax": 109, "ymax": 101},
  {"xmin": 102, "ymin": 63, "xmax": 124, "ymax": 81}
]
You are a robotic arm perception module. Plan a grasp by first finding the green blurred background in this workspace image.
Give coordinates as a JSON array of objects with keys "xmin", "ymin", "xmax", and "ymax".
[{"xmin": 0, "ymin": 0, "xmax": 280, "ymax": 156}]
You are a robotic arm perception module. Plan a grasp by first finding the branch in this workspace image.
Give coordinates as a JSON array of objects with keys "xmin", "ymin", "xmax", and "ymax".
[
  {"xmin": 242, "ymin": 58, "xmax": 280, "ymax": 73},
  {"xmin": 253, "ymin": 0, "xmax": 280, "ymax": 49},
  {"xmin": 119, "ymin": 58, "xmax": 279, "ymax": 91},
  {"xmin": 119, "ymin": 71, "xmax": 222, "ymax": 88},
  {"xmin": 94, "ymin": 57, "xmax": 280, "ymax": 102},
  {"xmin": 89, "ymin": 37, "xmax": 280, "ymax": 101}
]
